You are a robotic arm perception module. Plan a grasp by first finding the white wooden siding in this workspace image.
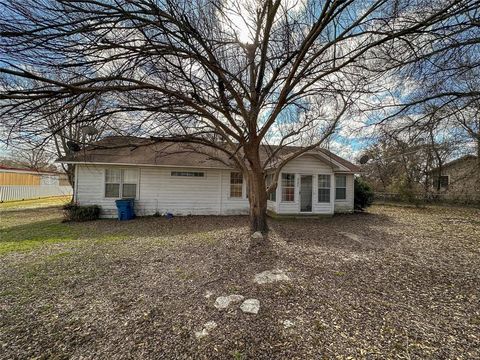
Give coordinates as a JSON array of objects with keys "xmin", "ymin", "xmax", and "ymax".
[
  {"xmin": 76, "ymin": 164, "xmax": 249, "ymax": 217},
  {"xmin": 276, "ymin": 154, "xmax": 336, "ymax": 215},
  {"xmin": 334, "ymin": 174, "xmax": 354, "ymax": 212},
  {"xmin": 75, "ymin": 156, "xmax": 354, "ymax": 218}
]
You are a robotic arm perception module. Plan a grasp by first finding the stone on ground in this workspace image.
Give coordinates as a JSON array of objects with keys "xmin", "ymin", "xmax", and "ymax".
[
  {"xmin": 204, "ymin": 290, "xmax": 213, "ymax": 299},
  {"xmin": 214, "ymin": 294, "xmax": 245, "ymax": 310},
  {"xmin": 240, "ymin": 299, "xmax": 260, "ymax": 314},
  {"xmin": 251, "ymin": 231, "xmax": 263, "ymax": 240},
  {"xmin": 254, "ymin": 269, "xmax": 290, "ymax": 284},
  {"xmin": 204, "ymin": 321, "xmax": 217, "ymax": 331},
  {"xmin": 283, "ymin": 319, "xmax": 295, "ymax": 329},
  {"xmin": 195, "ymin": 321, "xmax": 217, "ymax": 339},
  {"xmin": 194, "ymin": 329, "xmax": 209, "ymax": 339}
]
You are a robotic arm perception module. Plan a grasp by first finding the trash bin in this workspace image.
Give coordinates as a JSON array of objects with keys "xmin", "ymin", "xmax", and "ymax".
[{"xmin": 115, "ymin": 198, "xmax": 135, "ymax": 220}]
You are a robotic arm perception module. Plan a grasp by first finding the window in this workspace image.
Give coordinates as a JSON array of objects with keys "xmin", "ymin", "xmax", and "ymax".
[
  {"xmin": 318, "ymin": 175, "xmax": 331, "ymax": 203},
  {"xmin": 105, "ymin": 168, "xmax": 138, "ymax": 198},
  {"xmin": 230, "ymin": 172, "xmax": 243, "ymax": 198},
  {"xmin": 281, "ymin": 173, "xmax": 295, "ymax": 202},
  {"xmin": 265, "ymin": 173, "xmax": 276, "ymax": 201},
  {"xmin": 433, "ymin": 175, "xmax": 449, "ymax": 189},
  {"xmin": 171, "ymin": 171, "xmax": 204, "ymax": 177},
  {"xmin": 105, "ymin": 169, "xmax": 121, "ymax": 198},
  {"xmin": 335, "ymin": 175, "xmax": 347, "ymax": 200}
]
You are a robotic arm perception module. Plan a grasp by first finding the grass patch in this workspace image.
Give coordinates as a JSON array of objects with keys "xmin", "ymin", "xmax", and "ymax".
[
  {"xmin": 46, "ymin": 251, "xmax": 72, "ymax": 261},
  {"xmin": 0, "ymin": 196, "xmax": 70, "ymax": 211},
  {"xmin": 0, "ymin": 219, "xmax": 78, "ymax": 255},
  {"xmin": 93, "ymin": 234, "xmax": 130, "ymax": 244}
]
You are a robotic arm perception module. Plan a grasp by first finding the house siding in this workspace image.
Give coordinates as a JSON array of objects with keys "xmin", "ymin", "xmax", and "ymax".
[
  {"xmin": 431, "ymin": 157, "xmax": 479, "ymax": 201},
  {"xmin": 276, "ymin": 154, "xmax": 340, "ymax": 215},
  {"xmin": 334, "ymin": 174, "xmax": 355, "ymax": 213},
  {"xmin": 76, "ymin": 164, "xmax": 249, "ymax": 217},
  {"xmin": 75, "ymin": 155, "xmax": 355, "ymax": 217}
]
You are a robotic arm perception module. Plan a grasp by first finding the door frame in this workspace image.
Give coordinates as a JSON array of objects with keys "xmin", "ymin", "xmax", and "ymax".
[{"xmin": 299, "ymin": 174, "xmax": 313, "ymax": 213}]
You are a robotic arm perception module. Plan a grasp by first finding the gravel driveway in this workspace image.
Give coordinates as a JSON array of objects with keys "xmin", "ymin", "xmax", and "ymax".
[{"xmin": 1, "ymin": 204, "xmax": 479, "ymax": 359}]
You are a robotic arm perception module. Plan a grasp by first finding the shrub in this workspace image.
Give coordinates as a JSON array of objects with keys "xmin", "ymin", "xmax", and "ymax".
[
  {"xmin": 354, "ymin": 177, "xmax": 374, "ymax": 211},
  {"xmin": 63, "ymin": 203, "xmax": 100, "ymax": 221}
]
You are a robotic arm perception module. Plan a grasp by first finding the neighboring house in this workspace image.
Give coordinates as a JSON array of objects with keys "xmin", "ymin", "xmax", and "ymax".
[
  {"xmin": 0, "ymin": 165, "xmax": 72, "ymax": 202},
  {"xmin": 430, "ymin": 155, "xmax": 479, "ymax": 201},
  {"xmin": 57, "ymin": 136, "xmax": 360, "ymax": 218}
]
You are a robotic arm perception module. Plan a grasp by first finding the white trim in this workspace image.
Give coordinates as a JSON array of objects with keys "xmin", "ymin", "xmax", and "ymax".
[
  {"xmin": 264, "ymin": 151, "xmax": 354, "ymax": 173},
  {"xmin": 299, "ymin": 174, "xmax": 313, "ymax": 213},
  {"xmin": 74, "ymin": 165, "xmax": 78, "ymax": 203},
  {"xmin": 334, "ymin": 174, "xmax": 347, "ymax": 201},
  {"xmin": 228, "ymin": 171, "xmax": 245, "ymax": 200},
  {"xmin": 280, "ymin": 172, "xmax": 296, "ymax": 203},
  {"xmin": 103, "ymin": 167, "xmax": 140, "ymax": 200},
  {"xmin": 316, "ymin": 173, "xmax": 332, "ymax": 204}
]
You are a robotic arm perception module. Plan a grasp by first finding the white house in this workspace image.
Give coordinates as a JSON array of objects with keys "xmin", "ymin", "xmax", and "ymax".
[{"xmin": 58, "ymin": 136, "xmax": 360, "ymax": 218}]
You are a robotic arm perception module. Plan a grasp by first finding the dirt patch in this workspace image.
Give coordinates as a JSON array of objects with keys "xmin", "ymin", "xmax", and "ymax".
[{"xmin": 0, "ymin": 205, "xmax": 479, "ymax": 359}]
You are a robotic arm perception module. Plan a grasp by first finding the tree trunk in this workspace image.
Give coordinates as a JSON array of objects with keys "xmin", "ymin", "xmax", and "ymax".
[
  {"xmin": 247, "ymin": 169, "xmax": 268, "ymax": 233},
  {"xmin": 244, "ymin": 142, "xmax": 268, "ymax": 233},
  {"xmin": 476, "ymin": 134, "xmax": 480, "ymax": 202}
]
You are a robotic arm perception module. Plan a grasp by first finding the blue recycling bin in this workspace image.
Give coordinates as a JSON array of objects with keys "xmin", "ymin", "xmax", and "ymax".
[{"xmin": 115, "ymin": 198, "xmax": 135, "ymax": 221}]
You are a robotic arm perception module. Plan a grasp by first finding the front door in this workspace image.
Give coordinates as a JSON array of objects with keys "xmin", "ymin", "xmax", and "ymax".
[{"xmin": 300, "ymin": 175, "xmax": 313, "ymax": 212}]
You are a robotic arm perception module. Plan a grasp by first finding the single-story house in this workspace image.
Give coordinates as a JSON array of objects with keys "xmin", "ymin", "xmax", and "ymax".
[
  {"xmin": 429, "ymin": 154, "xmax": 479, "ymax": 202},
  {"xmin": 57, "ymin": 136, "xmax": 360, "ymax": 218}
]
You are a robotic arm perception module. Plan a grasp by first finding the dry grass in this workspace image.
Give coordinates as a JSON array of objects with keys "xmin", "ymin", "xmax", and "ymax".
[
  {"xmin": 0, "ymin": 195, "xmax": 70, "ymax": 211},
  {"xmin": 0, "ymin": 204, "xmax": 479, "ymax": 359}
]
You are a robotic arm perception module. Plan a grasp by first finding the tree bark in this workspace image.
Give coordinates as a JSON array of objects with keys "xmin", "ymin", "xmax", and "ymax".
[
  {"xmin": 247, "ymin": 169, "xmax": 268, "ymax": 233},
  {"xmin": 244, "ymin": 142, "xmax": 268, "ymax": 233}
]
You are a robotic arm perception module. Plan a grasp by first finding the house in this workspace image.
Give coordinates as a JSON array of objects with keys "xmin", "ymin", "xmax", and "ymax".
[
  {"xmin": 430, "ymin": 154, "xmax": 479, "ymax": 202},
  {"xmin": 0, "ymin": 165, "xmax": 72, "ymax": 202},
  {"xmin": 57, "ymin": 136, "xmax": 360, "ymax": 217}
]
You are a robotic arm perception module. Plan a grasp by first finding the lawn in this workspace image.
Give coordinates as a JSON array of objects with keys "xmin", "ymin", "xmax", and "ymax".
[{"xmin": 0, "ymin": 202, "xmax": 479, "ymax": 359}]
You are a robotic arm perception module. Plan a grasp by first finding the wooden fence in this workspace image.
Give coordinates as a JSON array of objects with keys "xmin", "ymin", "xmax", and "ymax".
[{"xmin": 0, "ymin": 185, "xmax": 72, "ymax": 202}]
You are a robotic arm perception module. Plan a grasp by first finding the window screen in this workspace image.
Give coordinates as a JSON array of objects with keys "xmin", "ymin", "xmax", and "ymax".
[
  {"xmin": 230, "ymin": 172, "xmax": 243, "ymax": 198},
  {"xmin": 281, "ymin": 173, "xmax": 295, "ymax": 202},
  {"xmin": 105, "ymin": 168, "xmax": 138, "ymax": 198},
  {"xmin": 335, "ymin": 175, "xmax": 347, "ymax": 200},
  {"xmin": 318, "ymin": 174, "xmax": 331, "ymax": 203}
]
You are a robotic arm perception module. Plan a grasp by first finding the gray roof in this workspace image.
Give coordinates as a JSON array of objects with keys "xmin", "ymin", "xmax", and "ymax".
[{"xmin": 57, "ymin": 136, "xmax": 360, "ymax": 173}]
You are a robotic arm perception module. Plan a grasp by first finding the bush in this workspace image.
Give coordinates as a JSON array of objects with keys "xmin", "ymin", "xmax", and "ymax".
[
  {"xmin": 354, "ymin": 177, "xmax": 374, "ymax": 211},
  {"xmin": 63, "ymin": 203, "xmax": 100, "ymax": 221}
]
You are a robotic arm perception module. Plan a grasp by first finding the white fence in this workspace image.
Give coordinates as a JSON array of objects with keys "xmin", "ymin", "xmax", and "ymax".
[{"xmin": 0, "ymin": 185, "xmax": 73, "ymax": 202}]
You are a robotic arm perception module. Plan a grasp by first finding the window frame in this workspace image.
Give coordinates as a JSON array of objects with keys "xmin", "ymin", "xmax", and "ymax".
[
  {"xmin": 104, "ymin": 168, "xmax": 139, "ymax": 199},
  {"xmin": 317, "ymin": 174, "xmax": 331, "ymax": 203},
  {"xmin": 433, "ymin": 175, "xmax": 449, "ymax": 189},
  {"xmin": 229, "ymin": 171, "xmax": 244, "ymax": 199},
  {"xmin": 170, "ymin": 171, "xmax": 205, "ymax": 177},
  {"xmin": 281, "ymin": 173, "xmax": 296, "ymax": 202},
  {"xmin": 335, "ymin": 174, "xmax": 347, "ymax": 201}
]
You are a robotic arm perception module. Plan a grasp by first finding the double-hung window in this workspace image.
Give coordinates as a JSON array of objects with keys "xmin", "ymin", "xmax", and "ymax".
[
  {"xmin": 230, "ymin": 172, "xmax": 243, "ymax": 198},
  {"xmin": 318, "ymin": 175, "xmax": 331, "ymax": 203},
  {"xmin": 105, "ymin": 168, "xmax": 138, "ymax": 198},
  {"xmin": 335, "ymin": 175, "xmax": 347, "ymax": 200},
  {"xmin": 281, "ymin": 173, "xmax": 295, "ymax": 202}
]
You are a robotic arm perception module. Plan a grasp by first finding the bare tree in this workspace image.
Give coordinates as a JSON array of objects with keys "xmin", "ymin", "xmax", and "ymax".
[
  {"xmin": 0, "ymin": 0, "xmax": 477, "ymax": 231},
  {"xmin": 0, "ymin": 146, "xmax": 55, "ymax": 171}
]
